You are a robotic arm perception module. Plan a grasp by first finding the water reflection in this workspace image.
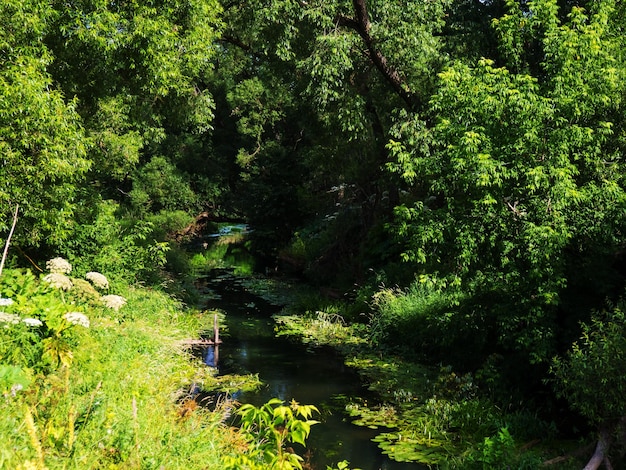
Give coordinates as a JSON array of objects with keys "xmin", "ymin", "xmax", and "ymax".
[
  {"xmin": 200, "ymin": 271, "xmax": 425, "ymax": 470},
  {"xmin": 204, "ymin": 345, "xmax": 219, "ymax": 368}
]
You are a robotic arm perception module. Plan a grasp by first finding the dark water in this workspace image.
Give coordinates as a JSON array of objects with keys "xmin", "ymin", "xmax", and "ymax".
[{"xmin": 197, "ymin": 271, "xmax": 425, "ymax": 470}]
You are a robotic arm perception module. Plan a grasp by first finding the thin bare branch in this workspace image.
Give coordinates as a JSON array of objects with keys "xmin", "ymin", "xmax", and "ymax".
[{"xmin": 0, "ymin": 205, "xmax": 19, "ymax": 278}]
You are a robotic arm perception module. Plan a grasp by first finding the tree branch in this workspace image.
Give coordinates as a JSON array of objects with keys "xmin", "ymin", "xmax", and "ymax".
[
  {"xmin": 219, "ymin": 34, "xmax": 253, "ymax": 53},
  {"xmin": 337, "ymin": 0, "xmax": 416, "ymax": 109},
  {"xmin": 0, "ymin": 205, "xmax": 19, "ymax": 278},
  {"xmin": 543, "ymin": 442, "xmax": 595, "ymax": 466}
]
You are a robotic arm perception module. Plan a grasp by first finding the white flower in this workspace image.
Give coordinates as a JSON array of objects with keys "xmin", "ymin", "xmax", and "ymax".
[
  {"xmin": 0, "ymin": 298, "xmax": 13, "ymax": 307},
  {"xmin": 0, "ymin": 312, "xmax": 19, "ymax": 324},
  {"xmin": 101, "ymin": 295, "xmax": 127, "ymax": 311},
  {"xmin": 22, "ymin": 318, "xmax": 43, "ymax": 327},
  {"xmin": 43, "ymin": 273, "xmax": 73, "ymax": 291},
  {"xmin": 63, "ymin": 312, "xmax": 90, "ymax": 328},
  {"xmin": 85, "ymin": 272, "xmax": 109, "ymax": 290},
  {"xmin": 46, "ymin": 257, "xmax": 72, "ymax": 274}
]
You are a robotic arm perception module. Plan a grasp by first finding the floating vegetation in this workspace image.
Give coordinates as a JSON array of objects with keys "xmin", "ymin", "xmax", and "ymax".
[
  {"xmin": 346, "ymin": 402, "xmax": 401, "ymax": 429},
  {"xmin": 274, "ymin": 313, "xmax": 368, "ymax": 349},
  {"xmin": 206, "ymin": 373, "xmax": 263, "ymax": 395},
  {"xmin": 373, "ymin": 432, "xmax": 452, "ymax": 465},
  {"xmin": 240, "ymin": 276, "xmax": 298, "ymax": 307}
]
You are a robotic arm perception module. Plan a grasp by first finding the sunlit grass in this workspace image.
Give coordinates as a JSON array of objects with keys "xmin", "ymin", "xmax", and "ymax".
[{"xmin": 0, "ymin": 285, "xmax": 240, "ymax": 469}]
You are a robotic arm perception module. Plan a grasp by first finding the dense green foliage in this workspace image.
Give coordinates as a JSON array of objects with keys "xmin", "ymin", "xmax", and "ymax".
[
  {"xmin": 3, "ymin": 0, "xmax": 626, "ymax": 467},
  {"xmin": 0, "ymin": 0, "xmax": 90, "ymax": 246}
]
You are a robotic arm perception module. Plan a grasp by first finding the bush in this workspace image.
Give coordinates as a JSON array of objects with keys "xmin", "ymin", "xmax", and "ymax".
[
  {"xmin": 62, "ymin": 200, "xmax": 170, "ymax": 284},
  {"xmin": 463, "ymin": 427, "xmax": 543, "ymax": 470},
  {"xmin": 369, "ymin": 278, "xmax": 467, "ymax": 354},
  {"xmin": 551, "ymin": 299, "xmax": 626, "ymax": 426}
]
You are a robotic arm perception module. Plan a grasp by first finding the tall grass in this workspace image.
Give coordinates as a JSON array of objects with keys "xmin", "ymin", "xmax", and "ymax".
[{"xmin": 0, "ymin": 270, "xmax": 241, "ymax": 469}]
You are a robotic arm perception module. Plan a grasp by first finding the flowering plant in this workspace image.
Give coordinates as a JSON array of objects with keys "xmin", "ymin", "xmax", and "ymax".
[
  {"xmin": 85, "ymin": 271, "xmax": 109, "ymax": 290},
  {"xmin": 43, "ymin": 273, "xmax": 73, "ymax": 291},
  {"xmin": 0, "ymin": 268, "xmax": 93, "ymax": 373},
  {"xmin": 101, "ymin": 294, "xmax": 127, "ymax": 311},
  {"xmin": 63, "ymin": 312, "xmax": 90, "ymax": 328},
  {"xmin": 46, "ymin": 257, "xmax": 72, "ymax": 274}
]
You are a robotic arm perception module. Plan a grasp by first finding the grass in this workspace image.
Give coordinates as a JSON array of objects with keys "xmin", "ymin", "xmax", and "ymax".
[{"xmin": 0, "ymin": 278, "xmax": 248, "ymax": 469}]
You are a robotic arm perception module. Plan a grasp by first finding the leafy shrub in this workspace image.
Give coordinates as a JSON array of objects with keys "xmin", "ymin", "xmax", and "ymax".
[
  {"xmin": 62, "ymin": 200, "xmax": 170, "ymax": 284},
  {"xmin": 551, "ymin": 300, "xmax": 626, "ymax": 426},
  {"xmin": 465, "ymin": 427, "xmax": 515, "ymax": 469},
  {"xmin": 463, "ymin": 427, "xmax": 542, "ymax": 470},
  {"xmin": 145, "ymin": 209, "xmax": 194, "ymax": 241},
  {"xmin": 224, "ymin": 398, "xmax": 319, "ymax": 470}
]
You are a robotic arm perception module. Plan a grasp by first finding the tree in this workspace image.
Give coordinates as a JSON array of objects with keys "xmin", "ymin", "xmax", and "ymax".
[
  {"xmin": 2, "ymin": 0, "xmax": 225, "ymax": 265},
  {"xmin": 0, "ymin": 0, "xmax": 91, "ymax": 247},
  {"xmin": 551, "ymin": 303, "xmax": 626, "ymax": 469},
  {"xmin": 387, "ymin": 0, "xmax": 626, "ymax": 366},
  {"xmin": 212, "ymin": 0, "xmax": 453, "ymax": 278},
  {"xmin": 45, "ymin": 0, "xmax": 223, "ymax": 211}
]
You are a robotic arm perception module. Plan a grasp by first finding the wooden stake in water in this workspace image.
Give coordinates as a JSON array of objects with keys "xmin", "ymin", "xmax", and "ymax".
[
  {"xmin": 212, "ymin": 312, "xmax": 220, "ymax": 367},
  {"xmin": 213, "ymin": 313, "xmax": 220, "ymax": 344}
]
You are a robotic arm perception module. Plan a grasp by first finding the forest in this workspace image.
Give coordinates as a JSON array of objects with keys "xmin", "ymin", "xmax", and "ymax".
[{"xmin": 1, "ymin": 0, "xmax": 626, "ymax": 468}]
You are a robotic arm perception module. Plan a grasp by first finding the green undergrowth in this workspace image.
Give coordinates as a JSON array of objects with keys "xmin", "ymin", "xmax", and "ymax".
[
  {"xmin": 0, "ymin": 263, "xmax": 277, "ymax": 469},
  {"xmin": 272, "ymin": 303, "xmax": 581, "ymax": 469},
  {"xmin": 188, "ymin": 229, "xmax": 256, "ymax": 277}
]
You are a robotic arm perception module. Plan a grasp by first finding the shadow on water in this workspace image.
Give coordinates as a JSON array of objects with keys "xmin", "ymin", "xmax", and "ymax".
[{"xmin": 196, "ymin": 270, "xmax": 426, "ymax": 470}]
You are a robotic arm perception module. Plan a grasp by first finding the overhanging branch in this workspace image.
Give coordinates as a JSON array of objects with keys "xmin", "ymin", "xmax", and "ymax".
[{"xmin": 337, "ymin": 0, "xmax": 416, "ymax": 109}]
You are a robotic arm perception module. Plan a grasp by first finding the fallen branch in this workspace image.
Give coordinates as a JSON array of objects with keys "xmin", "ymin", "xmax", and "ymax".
[{"xmin": 0, "ymin": 204, "xmax": 19, "ymax": 278}]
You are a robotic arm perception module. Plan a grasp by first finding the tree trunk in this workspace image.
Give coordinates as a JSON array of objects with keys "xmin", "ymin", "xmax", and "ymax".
[{"xmin": 583, "ymin": 426, "xmax": 613, "ymax": 470}]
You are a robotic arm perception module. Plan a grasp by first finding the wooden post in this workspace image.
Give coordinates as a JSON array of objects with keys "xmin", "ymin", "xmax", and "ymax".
[
  {"xmin": 213, "ymin": 313, "xmax": 220, "ymax": 344},
  {"xmin": 213, "ymin": 312, "xmax": 220, "ymax": 367}
]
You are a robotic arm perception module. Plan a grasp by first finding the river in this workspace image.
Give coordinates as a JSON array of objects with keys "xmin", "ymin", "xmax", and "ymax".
[{"xmin": 196, "ymin": 269, "xmax": 426, "ymax": 470}]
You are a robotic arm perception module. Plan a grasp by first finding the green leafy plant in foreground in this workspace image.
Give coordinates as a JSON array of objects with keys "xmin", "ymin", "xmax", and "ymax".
[{"xmin": 224, "ymin": 398, "xmax": 319, "ymax": 470}]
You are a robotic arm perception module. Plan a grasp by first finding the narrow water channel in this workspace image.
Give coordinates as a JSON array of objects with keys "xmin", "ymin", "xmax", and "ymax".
[{"xmin": 197, "ymin": 270, "xmax": 426, "ymax": 470}]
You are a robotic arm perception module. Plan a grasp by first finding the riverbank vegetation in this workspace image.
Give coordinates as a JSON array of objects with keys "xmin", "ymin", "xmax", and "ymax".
[
  {"xmin": 0, "ymin": 261, "xmax": 221, "ymax": 468},
  {"xmin": 3, "ymin": 0, "xmax": 626, "ymax": 468}
]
